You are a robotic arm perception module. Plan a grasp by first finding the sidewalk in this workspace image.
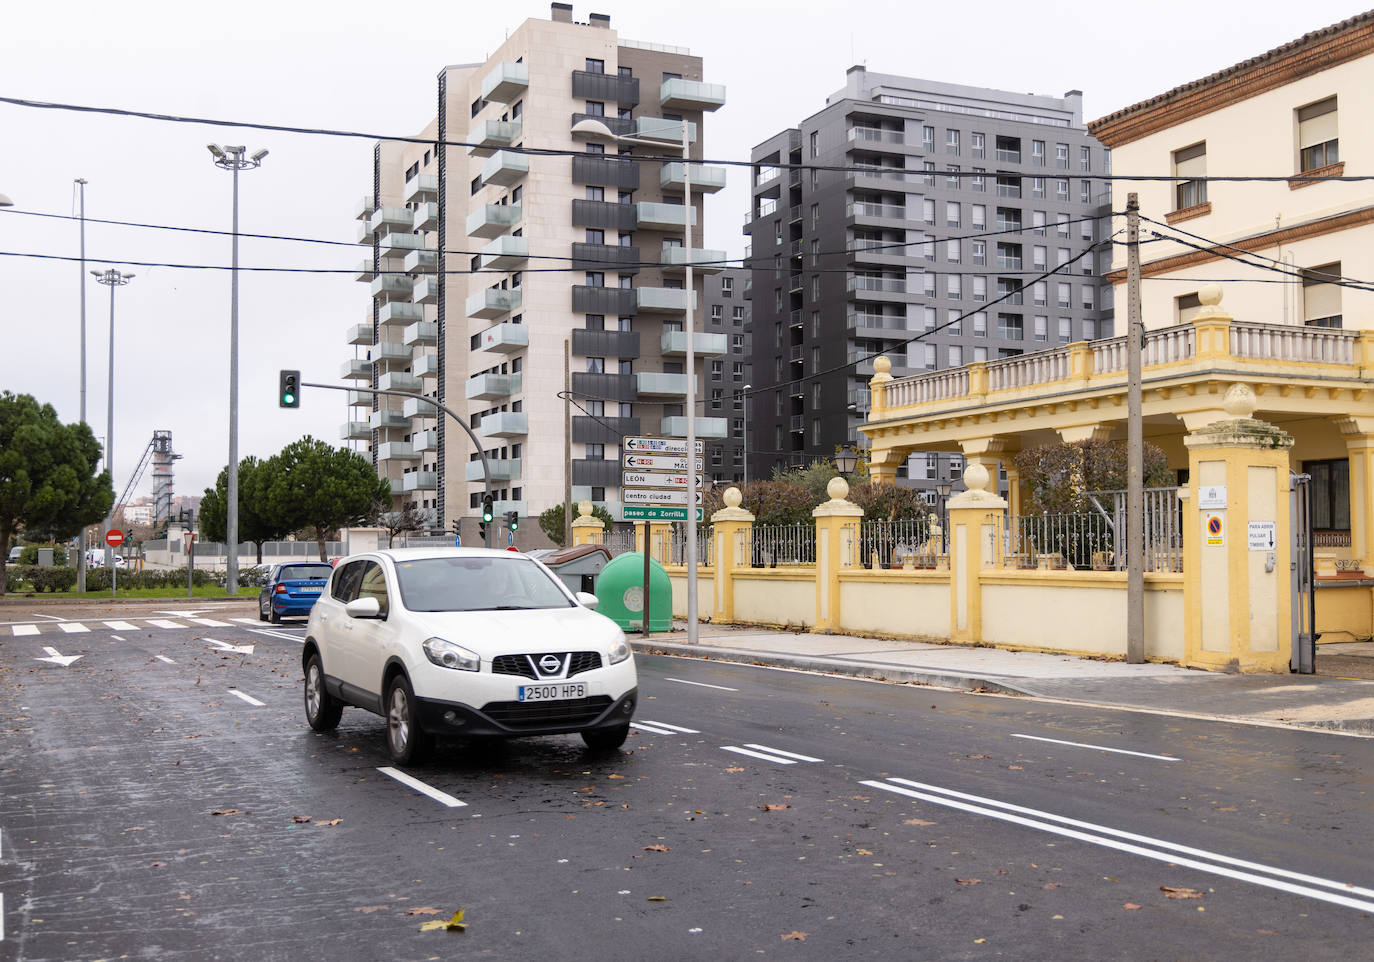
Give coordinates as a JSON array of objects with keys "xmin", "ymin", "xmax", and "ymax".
[{"xmin": 632, "ymin": 624, "xmax": 1374, "ymax": 736}]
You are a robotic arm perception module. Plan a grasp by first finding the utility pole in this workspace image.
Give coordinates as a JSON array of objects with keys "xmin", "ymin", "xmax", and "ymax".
[
  {"xmin": 564, "ymin": 338, "xmax": 573, "ymax": 547},
  {"xmin": 76, "ymin": 178, "xmax": 88, "ymax": 593},
  {"xmin": 1126, "ymin": 193, "xmax": 1144, "ymax": 664}
]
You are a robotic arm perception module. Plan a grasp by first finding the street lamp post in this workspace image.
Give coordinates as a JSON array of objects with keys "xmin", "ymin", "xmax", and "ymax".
[
  {"xmin": 935, "ymin": 480, "xmax": 952, "ymax": 530},
  {"xmin": 834, "ymin": 444, "xmax": 859, "ymax": 476},
  {"xmin": 76, "ymin": 179, "xmax": 89, "ymax": 591},
  {"xmin": 91, "ymin": 268, "xmax": 134, "ymax": 567},
  {"xmin": 207, "ymin": 144, "xmax": 267, "ymax": 594},
  {"xmin": 571, "ymin": 117, "xmax": 701, "ymax": 645},
  {"xmin": 741, "ymin": 383, "xmax": 751, "ymax": 484}
]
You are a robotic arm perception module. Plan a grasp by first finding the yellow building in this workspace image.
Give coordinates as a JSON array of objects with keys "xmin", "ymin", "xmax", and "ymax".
[{"xmin": 860, "ymin": 13, "xmax": 1374, "ymax": 667}]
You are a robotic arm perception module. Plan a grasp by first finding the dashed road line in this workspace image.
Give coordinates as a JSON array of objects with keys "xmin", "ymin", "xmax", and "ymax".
[
  {"xmin": 103, "ymin": 621, "xmax": 137, "ymax": 631},
  {"xmin": 145, "ymin": 619, "xmax": 185, "ymax": 630},
  {"xmin": 721, "ymin": 743, "xmax": 822, "ymax": 765},
  {"xmin": 12, "ymin": 625, "xmax": 38, "ymax": 637},
  {"xmin": 188, "ymin": 618, "xmax": 231, "ymax": 627},
  {"xmin": 57, "ymin": 622, "xmax": 89, "ymax": 633},
  {"xmin": 1010, "ymin": 733, "xmax": 1181, "ymax": 761},
  {"xmin": 227, "ymin": 689, "xmax": 266, "ymax": 707},
  {"xmin": 155, "ymin": 655, "xmax": 176, "ymax": 664},
  {"xmin": 663, "ymin": 677, "xmax": 739, "ymax": 692},
  {"xmin": 634, "ymin": 719, "xmax": 701, "ymax": 735},
  {"xmin": 378, "ymin": 767, "xmax": 467, "ymax": 808}
]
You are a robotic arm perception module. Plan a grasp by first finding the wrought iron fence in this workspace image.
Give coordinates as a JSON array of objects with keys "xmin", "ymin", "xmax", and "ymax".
[
  {"xmin": 748, "ymin": 522, "xmax": 816, "ymax": 567},
  {"xmin": 992, "ymin": 487, "xmax": 1184, "ymax": 572},
  {"xmin": 603, "ymin": 528, "xmax": 638, "ymax": 557},
  {"xmin": 667, "ymin": 526, "xmax": 714, "ymax": 567},
  {"xmin": 858, "ymin": 516, "xmax": 942, "ymax": 568}
]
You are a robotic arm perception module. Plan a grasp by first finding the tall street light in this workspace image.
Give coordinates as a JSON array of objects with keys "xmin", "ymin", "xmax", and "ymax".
[
  {"xmin": 76, "ymin": 179, "xmax": 89, "ymax": 591},
  {"xmin": 571, "ymin": 117, "xmax": 701, "ymax": 645},
  {"xmin": 740, "ymin": 383, "xmax": 752, "ymax": 484},
  {"xmin": 208, "ymin": 144, "xmax": 267, "ymax": 594},
  {"xmin": 92, "ymin": 268, "xmax": 134, "ymax": 567}
]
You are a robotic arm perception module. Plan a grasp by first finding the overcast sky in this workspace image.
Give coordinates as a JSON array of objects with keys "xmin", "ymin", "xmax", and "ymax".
[{"xmin": 2, "ymin": 0, "xmax": 1366, "ymax": 500}]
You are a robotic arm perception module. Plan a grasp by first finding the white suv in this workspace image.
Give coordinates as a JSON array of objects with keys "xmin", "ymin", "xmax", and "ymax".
[{"xmin": 303, "ymin": 548, "xmax": 637, "ymax": 762}]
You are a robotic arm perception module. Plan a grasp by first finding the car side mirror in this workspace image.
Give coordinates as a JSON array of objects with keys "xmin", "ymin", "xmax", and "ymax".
[
  {"xmin": 575, "ymin": 591, "xmax": 600, "ymax": 610},
  {"xmin": 345, "ymin": 596, "xmax": 381, "ymax": 619}
]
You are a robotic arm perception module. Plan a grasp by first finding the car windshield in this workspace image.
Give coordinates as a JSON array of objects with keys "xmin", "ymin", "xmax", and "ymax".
[
  {"xmin": 279, "ymin": 565, "xmax": 332, "ymax": 581},
  {"xmin": 394, "ymin": 556, "xmax": 574, "ymax": 612}
]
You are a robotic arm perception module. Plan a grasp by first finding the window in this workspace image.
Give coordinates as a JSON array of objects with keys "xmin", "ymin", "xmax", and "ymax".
[
  {"xmin": 809, "ymin": 130, "xmax": 818, "ymax": 159},
  {"xmin": 946, "ymin": 165, "xmax": 960, "ymax": 188},
  {"xmin": 1080, "ymin": 179, "xmax": 1091, "ymax": 203},
  {"xmin": 1056, "ymin": 282, "xmax": 1071, "ymax": 308},
  {"xmin": 947, "ymin": 238, "xmax": 961, "ymax": 263},
  {"xmin": 972, "ymin": 276, "xmax": 986, "ymax": 302},
  {"xmin": 1080, "ymin": 218, "xmax": 1094, "ymax": 242},
  {"xmin": 471, "ymin": 98, "xmax": 484, "ymax": 118},
  {"xmin": 585, "ymin": 314, "xmax": 605, "ymax": 330},
  {"xmin": 710, "ymin": 304, "xmax": 723, "ymax": 322},
  {"xmin": 946, "ymin": 309, "xmax": 962, "ymax": 335},
  {"xmin": 1031, "ymin": 176, "xmax": 1046, "ymax": 198},
  {"xmin": 1083, "ymin": 319, "xmax": 1098, "ymax": 340},
  {"xmin": 711, "ymin": 359, "xmax": 724, "ymax": 377},
  {"xmin": 1031, "ymin": 140, "xmax": 1045, "ymax": 165},
  {"xmin": 923, "ymin": 198, "xmax": 936, "ymax": 226},
  {"xmin": 971, "ymin": 204, "xmax": 986, "ymax": 229},
  {"xmin": 1081, "ymin": 286, "xmax": 1095, "ymax": 311},
  {"xmin": 1059, "ymin": 317, "xmax": 1072, "ymax": 341},
  {"xmin": 973, "ymin": 311, "xmax": 987, "ymax": 337},
  {"xmin": 585, "ymin": 443, "xmax": 605, "ymax": 460},
  {"xmin": 470, "ymin": 175, "xmax": 481, "ymax": 196},
  {"xmin": 618, "ymin": 65, "xmax": 633, "ymax": 77},
  {"xmin": 1176, "ymin": 292, "xmax": 1202, "ymax": 323},
  {"xmin": 922, "ymin": 273, "xmax": 936, "ymax": 298},
  {"xmin": 585, "ymin": 58, "xmax": 604, "ymax": 73},
  {"xmin": 946, "ymin": 129, "xmax": 960, "ymax": 154},
  {"xmin": 1304, "ymin": 459, "xmax": 1350, "ymax": 532},
  {"xmin": 1055, "ymin": 143, "xmax": 1069, "ymax": 169},
  {"xmin": 1298, "ymin": 97, "xmax": 1338, "ymax": 171},
  {"xmin": 1056, "ymin": 213, "xmax": 1070, "ymax": 237},
  {"xmin": 996, "ymin": 136, "xmax": 1021, "ymax": 163},
  {"xmin": 1033, "ymin": 281, "xmax": 1047, "ymax": 306},
  {"xmin": 1056, "ymin": 179, "xmax": 1069, "ymax": 201},
  {"xmin": 948, "ymin": 345, "xmax": 963, "ymax": 367},
  {"xmin": 583, "ymin": 101, "xmax": 605, "ymax": 117},
  {"xmin": 947, "ymin": 274, "xmax": 962, "ymax": 299},
  {"xmin": 946, "ymin": 201, "xmax": 961, "ymax": 227},
  {"xmin": 585, "ymin": 185, "xmax": 604, "ymax": 201},
  {"xmin": 721, "ymin": 275, "xmax": 734, "ymax": 295},
  {"xmin": 733, "ymin": 306, "xmax": 745, "ymax": 325},
  {"xmin": 733, "ymin": 361, "xmax": 745, "ymax": 381},
  {"xmin": 811, "ymin": 203, "xmax": 820, "ymax": 228},
  {"xmin": 922, "ymin": 125, "xmax": 935, "ymax": 151},
  {"xmin": 971, "ymin": 132, "xmax": 985, "ymax": 158},
  {"xmin": 923, "ymin": 344, "xmax": 937, "ymax": 370},
  {"xmin": 810, "ymin": 275, "xmax": 821, "ymax": 300},
  {"xmin": 1034, "ymin": 315, "xmax": 1048, "ymax": 341},
  {"xmin": 1303, "ymin": 262, "xmax": 1342, "ymax": 327},
  {"xmin": 1032, "ymin": 245, "xmax": 1047, "ymax": 270},
  {"xmin": 585, "ymin": 228, "xmax": 604, "ymax": 245},
  {"xmin": 1057, "ymin": 247, "xmax": 1071, "ymax": 267},
  {"xmin": 995, "ymin": 175, "xmax": 1021, "ymax": 198},
  {"xmin": 923, "ymin": 306, "xmax": 937, "ymax": 331},
  {"xmin": 585, "ymin": 357, "xmax": 605, "ymax": 373},
  {"xmin": 1080, "ymin": 146, "xmax": 1091, "ymax": 171},
  {"xmin": 973, "ymin": 346, "xmax": 988, "ymax": 362},
  {"xmin": 970, "ymin": 168, "xmax": 985, "ymax": 192},
  {"xmin": 1032, "ymin": 210, "xmax": 1046, "ymax": 235},
  {"xmin": 997, "ymin": 314, "xmax": 1023, "ymax": 340},
  {"xmin": 584, "ymin": 272, "xmax": 604, "ymax": 287},
  {"xmin": 1173, "ymin": 142, "xmax": 1207, "ymax": 209},
  {"xmin": 971, "ymin": 240, "xmax": 986, "ymax": 266}
]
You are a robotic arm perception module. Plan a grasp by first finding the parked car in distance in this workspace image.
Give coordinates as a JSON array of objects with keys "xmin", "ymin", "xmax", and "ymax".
[
  {"xmin": 7, "ymin": 545, "xmax": 21, "ymax": 564},
  {"xmin": 84, "ymin": 549, "xmax": 128, "ymax": 569},
  {"xmin": 302, "ymin": 547, "xmax": 636, "ymax": 762},
  {"xmin": 259, "ymin": 562, "xmax": 334, "ymax": 623}
]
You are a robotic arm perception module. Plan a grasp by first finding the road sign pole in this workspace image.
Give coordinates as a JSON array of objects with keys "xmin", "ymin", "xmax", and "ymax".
[{"xmin": 642, "ymin": 521, "xmax": 651, "ymax": 636}]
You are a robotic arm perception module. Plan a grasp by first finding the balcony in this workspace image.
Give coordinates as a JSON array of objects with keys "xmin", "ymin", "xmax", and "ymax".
[
  {"xmin": 466, "ymin": 203, "xmax": 522, "ymax": 238},
  {"xmin": 341, "ymin": 358, "xmax": 371, "ymax": 380},
  {"xmin": 412, "ymin": 202, "xmax": 437, "ymax": 232},
  {"xmin": 633, "ymin": 116, "xmax": 697, "ymax": 143},
  {"xmin": 478, "ymin": 411, "xmax": 529, "ymax": 438},
  {"xmin": 347, "ymin": 390, "xmax": 372, "ymax": 408},
  {"xmin": 480, "ymin": 61, "xmax": 528, "ymax": 103},
  {"xmin": 634, "ymin": 372, "xmax": 693, "ymax": 397},
  {"xmin": 845, "ymin": 166, "xmax": 917, "ymax": 190},
  {"xmin": 659, "ymin": 78, "xmax": 726, "ymax": 112},
  {"xmin": 467, "ymin": 287, "xmax": 522, "ymax": 320},
  {"xmin": 370, "ymin": 206, "xmax": 411, "ymax": 234},
  {"xmin": 572, "ymin": 286, "xmax": 637, "ymax": 315},
  {"xmin": 661, "ymin": 245, "xmax": 726, "ymax": 274},
  {"xmin": 572, "ymin": 242, "xmax": 641, "ymax": 273},
  {"xmin": 402, "ymin": 471, "xmax": 438, "ymax": 494},
  {"xmin": 354, "ymin": 260, "xmax": 375, "ymax": 282},
  {"xmin": 465, "ymin": 372, "xmax": 521, "ymax": 400},
  {"xmin": 851, "ymin": 239, "xmax": 917, "ymax": 268},
  {"xmin": 404, "ymin": 172, "xmax": 437, "ymax": 203},
  {"xmin": 413, "ymin": 277, "xmax": 438, "ymax": 305},
  {"xmin": 571, "ymin": 197, "xmax": 638, "ymax": 230},
  {"xmin": 373, "ymin": 341, "xmax": 411, "ymax": 364},
  {"xmin": 661, "ymin": 416, "xmax": 728, "ymax": 438},
  {"xmin": 572, "ymin": 328, "xmax": 640, "ymax": 358},
  {"xmin": 379, "ymin": 301, "xmax": 423, "ymax": 328},
  {"xmin": 369, "ymin": 410, "xmax": 409, "ymax": 431},
  {"xmin": 465, "ymin": 458, "xmax": 521, "ymax": 482},
  {"xmin": 403, "ymin": 321, "xmax": 438, "ymax": 347},
  {"xmin": 340, "ymin": 421, "xmax": 371, "ymax": 441},
  {"xmin": 660, "ymin": 330, "xmax": 727, "ymax": 357},
  {"xmin": 378, "ymin": 371, "xmax": 422, "ymax": 394},
  {"xmin": 636, "ymin": 287, "xmax": 695, "ymax": 314},
  {"xmin": 571, "ymin": 372, "xmax": 638, "ymax": 403},
  {"xmin": 370, "ymin": 274, "xmax": 412, "ymax": 301},
  {"xmin": 847, "ymin": 126, "xmax": 906, "ymax": 148},
  {"xmin": 378, "ymin": 232, "xmax": 425, "ymax": 257},
  {"xmin": 413, "ymin": 353, "xmax": 439, "ymax": 380},
  {"xmin": 573, "ymin": 415, "xmax": 639, "ymax": 445},
  {"xmin": 466, "ymin": 119, "xmax": 521, "ymax": 157},
  {"xmin": 354, "ymin": 196, "xmax": 375, "ymax": 221},
  {"xmin": 481, "ymin": 150, "xmax": 528, "ymax": 188},
  {"xmin": 477, "ymin": 321, "xmax": 529, "ymax": 353},
  {"xmin": 346, "ymin": 323, "xmax": 372, "ymax": 346},
  {"xmin": 377, "ymin": 442, "xmax": 419, "ymax": 462},
  {"xmin": 572, "ymin": 155, "xmax": 640, "ymax": 190},
  {"xmin": 571, "ymin": 458, "xmax": 621, "ymax": 487},
  {"xmin": 846, "ymin": 201, "xmax": 907, "ymax": 224},
  {"xmin": 402, "ymin": 397, "xmax": 434, "ymax": 419},
  {"xmin": 357, "ymin": 221, "xmax": 375, "ymax": 245},
  {"xmin": 481, "ymin": 235, "xmax": 528, "ymax": 270},
  {"xmin": 572, "ymin": 69, "xmax": 640, "ymax": 105},
  {"xmin": 571, "ymin": 113, "xmax": 634, "ymax": 139},
  {"xmin": 846, "ymin": 275, "xmax": 908, "ymax": 300},
  {"xmin": 403, "ymin": 249, "xmax": 436, "ymax": 275},
  {"xmin": 636, "ymin": 201, "xmax": 697, "ymax": 231},
  {"xmin": 414, "ymin": 429, "xmax": 438, "ymax": 453},
  {"xmin": 659, "ymin": 162, "xmax": 726, "ymax": 194},
  {"xmin": 846, "ymin": 310, "xmax": 909, "ymax": 337}
]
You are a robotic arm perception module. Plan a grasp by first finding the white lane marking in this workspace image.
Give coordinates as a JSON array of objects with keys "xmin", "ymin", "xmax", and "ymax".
[
  {"xmin": 721, "ymin": 745, "xmax": 796, "ymax": 765},
  {"xmin": 111, "ymin": 636, "xmax": 124, "ymax": 642},
  {"xmin": 663, "ymin": 677, "xmax": 739, "ymax": 692},
  {"xmin": 231, "ymin": 618, "xmax": 261, "ymax": 625},
  {"xmin": 378, "ymin": 767, "xmax": 468, "ymax": 808},
  {"xmin": 743, "ymin": 743, "xmax": 823, "ymax": 763},
  {"xmin": 12, "ymin": 625, "xmax": 38, "ymax": 636},
  {"xmin": 103, "ymin": 621, "xmax": 137, "ymax": 631},
  {"xmin": 1010, "ymin": 733, "xmax": 1181, "ymax": 761},
  {"xmin": 249, "ymin": 627, "xmax": 306, "ymax": 643},
  {"xmin": 205, "ymin": 638, "xmax": 254, "ymax": 655},
  {"xmin": 867, "ymin": 778, "xmax": 1374, "ymax": 912},
  {"xmin": 636, "ymin": 719, "xmax": 700, "ymax": 734},
  {"xmin": 1, "ymin": 891, "xmax": 5, "ymax": 941},
  {"xmin": 57, "ymin": 622, "xmax": 89, "ymax": 634},
  {"xmin": 227, "ymin": 689, "xmax": 266, "ymax": 707},
  {"xmin": 146, "ymin": 619, "xmax": 185, "ymax": 629},
  {"xmin": 36, "ymin": 647, "xmax": 82, "ymax": 666},
  {"xmin": 633, "ymin": 722, "xmax": 677, "ymax": 735},
  {"xmin": 155, "ymin": 655, "xmax": 176, "ymax": 664},
  {"xmin": 188, "ymin": 617, "xmax": 231, "ymax": 627}
]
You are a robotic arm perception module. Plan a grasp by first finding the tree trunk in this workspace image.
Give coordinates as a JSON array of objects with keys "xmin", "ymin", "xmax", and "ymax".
[
  {"xmin": 255, "ymin": 541, "xmax": 265, "ymax": 565},
  {"xmin": 316, "ymin": 532, "xmax": 328, "ymax": 561}
]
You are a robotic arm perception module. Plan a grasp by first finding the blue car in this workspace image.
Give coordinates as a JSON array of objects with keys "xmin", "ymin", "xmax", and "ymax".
[{"xmin": 258, "ymin": 562, "xmax": 333, "ymax": 623}]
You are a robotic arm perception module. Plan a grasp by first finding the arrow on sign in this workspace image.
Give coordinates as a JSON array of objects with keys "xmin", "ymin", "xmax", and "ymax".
[
  {"xmin": 36, "ymin": 646, "xmax": 82, "ymax": 666},
  {"xmin": 205, "ymin": 638, "xmax": 255, "ymax": 655}
]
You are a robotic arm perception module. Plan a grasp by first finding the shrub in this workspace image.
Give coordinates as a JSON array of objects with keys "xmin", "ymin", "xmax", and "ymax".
[
  {"xmin": 22, "ymin": 566, "xmax": 77, "ymax": 592},
  {"xmin": 18, "ymin": 544, "xmax": 69, "ymax": 566}
]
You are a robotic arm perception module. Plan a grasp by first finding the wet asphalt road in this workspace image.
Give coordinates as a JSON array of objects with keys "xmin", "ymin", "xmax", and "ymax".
[{"xmin": 1, "ymin": 601, "xmax": 1371, "ymax": 961}]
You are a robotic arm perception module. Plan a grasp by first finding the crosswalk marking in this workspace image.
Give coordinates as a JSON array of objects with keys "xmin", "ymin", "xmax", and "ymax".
[
  {"xmin": 12, "ymin": 625, "xmax": 38, "ymax": 636},
  {"xmin": 188, "ymin": 618, "xmax": 231, "ymax": 627},
  {"xmin": 145, "ymin": 620, "xmax": 185, "ymax": 629},
  {"xmin": 57, "ymin": 623, "xmax": 89, "ymax": 634},
  {"xmin": 104, "ymin": 621, "xmax": 137, "ymax": 631},
  {"xmin": 231, "ymin": 618, "xmax": 261, "ymax": 625}
]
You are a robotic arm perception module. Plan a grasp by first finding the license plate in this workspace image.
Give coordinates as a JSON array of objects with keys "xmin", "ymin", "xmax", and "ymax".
[
  {"xmin": 299, "ymin": 586, "xmax": 323, "ymax": 593},
  {"xmin": 519, "ymin": 682, "xmax": 586, "ymax": 702}
]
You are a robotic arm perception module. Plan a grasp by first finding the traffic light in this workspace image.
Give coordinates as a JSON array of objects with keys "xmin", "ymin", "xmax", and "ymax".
[
  {"xmin": 278, "ymin": 369, "xmax": 300, "ymax": 408},
  {"xmin": 480, "ymin": 494, "xmax": 494, "ymax": 543},
  {"xmin": 505, "ymin": 510, "xmax": 519, "ymax": 532},
  {"xmin": 451, "ymin": 519, "xmax": 460, "ymax": 536}
]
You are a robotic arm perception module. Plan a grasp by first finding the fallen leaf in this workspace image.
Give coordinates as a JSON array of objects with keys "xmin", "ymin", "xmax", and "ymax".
[
  {"xmin": 761, "ymin": 803, "xmax": 791, "ymax": 811},
  {"xmin": 1161, "ymin": 886, "xmax": 1202, "ymax": 899},
  {"xmin": 646, "ymin": 896, "xmax": 668, "ymax": 902},
  {"xmin": 856, "ymin": 849, "xmax": 874, "ymax": 856},
  {"xmin": 725, "ymin": 767, "xmax": 746, "ymax": 773},
  {"xmin": 291, "ymin": 815, "xmax": 312, "ymax": 824},
  {"xmin": 974, "ymin": 938, "xmax": 986, "ymax": 943},
  {"xmin": 1042, "ymin": 882, "xmax": 1061, "ymax": 890},
  {"xmin": 1008, "ymin": 765, "xmax": 1024, "ymax": 770},
  {"xmin": 210, "ymin": 809, "xmax": 239, "ymax": 816},
  {"xmin": 903, "ymin": 818, "xmax": 936, "ymax": 826},
  {"xmin": 955, "ymin": 878, "xmax": 981, "ymax": 885},
  {"xmin": 420, "ymin": 909, "xmax": 467, "ymax": 933},
  {"xmin": 405, "ymin": 907, "xmax": 441, "ymax": 916},
  {"xmin": 780, "ymin": 931, "xmax": 810, "ymax": 942},
  {"xmin": 966, "ymin": 753, "xmax": 991, "ymax": 759},
  {"xmin": 1257, "ymin": 929, "xmax": 1281, "ymax": 935},
  {"xmin": 607, "ymin": 774, "xmax": 625, "ymax": 780},
  {"xmin": 318, "ymin": 818, "xmax": 343, "ymax": 827},
  {"xmin": 1123, "ymin": 903, "xmax": 1142, "ymax": 911},
  {"xmin": 149, "ymin": 861, "xmax": 167, "ymax": 868},
  {"xmin": 353, "ymin": 905, "xmax": 388, "ymax": 914},
  {"xmin": 643, "ymin": 845, "xmax": 670, "ymax": 852}
]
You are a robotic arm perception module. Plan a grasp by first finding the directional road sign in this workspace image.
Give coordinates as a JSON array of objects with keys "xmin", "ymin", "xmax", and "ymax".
[
  {"xmin": 623, "ymin": 436, "xmax": 704, "ymax": 455},
  {"xmin": 623, "ymin": 487, "xmax": 704, "ymax": 506},
  {"xmin": 623, "ymin": 505, "xmax": 703, "ymax": 522},
  {"xmin": 623, "ymin": 453, "xmax": 704, "ymax": 472},
  {"xmin": 623, "ymin": 471, "xmax": 705, "ymax": 489}
]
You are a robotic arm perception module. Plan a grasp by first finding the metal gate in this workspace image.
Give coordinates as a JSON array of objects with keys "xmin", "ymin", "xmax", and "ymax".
[{"xmin": 1290, "ymin": 473, "xmax": 1316, "ymax": 674}]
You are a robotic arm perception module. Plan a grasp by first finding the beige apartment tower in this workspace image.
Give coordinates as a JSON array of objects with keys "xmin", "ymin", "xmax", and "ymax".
[{"xmin": 347, "ymin": 4, "xmax": 728, "ymax": 537}]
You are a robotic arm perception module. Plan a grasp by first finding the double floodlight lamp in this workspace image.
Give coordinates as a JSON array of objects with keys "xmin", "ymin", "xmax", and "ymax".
[{"xmin": 207, "ymin": 144, "xmax": 270, "ymax": 166}]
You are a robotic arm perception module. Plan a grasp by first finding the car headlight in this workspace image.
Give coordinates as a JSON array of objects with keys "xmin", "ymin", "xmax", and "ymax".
[
  {"xmin": 422, "ymin": 637, "xmax": 480, "ymax": 671},
  {"xmin": 607, "ymin": 634, "xmax": 631, "ymax": 665}
]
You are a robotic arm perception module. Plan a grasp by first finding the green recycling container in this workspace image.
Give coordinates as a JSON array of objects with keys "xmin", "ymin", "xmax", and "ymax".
[{"xmin": 594, "ymin": 552, "xmax": 672, "ymax": 631}]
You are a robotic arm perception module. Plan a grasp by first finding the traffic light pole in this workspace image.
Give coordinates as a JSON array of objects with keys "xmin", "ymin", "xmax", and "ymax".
[{"xmin": 298, "ymin": 381, "xmax": 496, "ymax": 547}]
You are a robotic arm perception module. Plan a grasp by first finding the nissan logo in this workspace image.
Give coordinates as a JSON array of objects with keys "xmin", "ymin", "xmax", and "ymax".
[{"xmin": 538, "ymin": 654, "xmax": 563, "ymax": 674}]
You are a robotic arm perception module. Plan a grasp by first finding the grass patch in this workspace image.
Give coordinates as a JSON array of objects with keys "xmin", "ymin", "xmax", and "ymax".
[{"xmin": 1, "ymin": 585, "xmax": 250, "ymax": 600}]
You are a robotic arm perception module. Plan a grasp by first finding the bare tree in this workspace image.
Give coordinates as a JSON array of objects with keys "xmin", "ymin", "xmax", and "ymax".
[{"xmin": 378, "ymin": 501, "xmax": 429, "ymax": 548}]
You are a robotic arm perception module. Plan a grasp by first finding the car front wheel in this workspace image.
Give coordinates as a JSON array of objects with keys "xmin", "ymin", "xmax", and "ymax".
[
  {"xmin": 258, "ymin": 596, "xmax": 268, "ymax": 622},
  {"xmin": 303, "ymin": 654, "xmax": 343, "ymax": 732},
  {"xmin": 385, "ymin": 675, "xmax": 431, "ymax": 764},
  {"xmin": 581, "ymin": 725, "xmax": 630, "ymax": 752}
]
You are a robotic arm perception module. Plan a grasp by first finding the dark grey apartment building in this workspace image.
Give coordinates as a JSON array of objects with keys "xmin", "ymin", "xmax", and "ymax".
[
  {"xmin": 746, "ymin": 67, "xmax": 1112, "ymax": 496},
  {"xmin": 701, "ymin": 267, "xmax": 752, "ymax": 486}
]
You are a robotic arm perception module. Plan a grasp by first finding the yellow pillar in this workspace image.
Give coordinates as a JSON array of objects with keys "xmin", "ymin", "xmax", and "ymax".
[
  {"xmin": 710, "ymin": 487, "xmax": 754, "ymax": 624},
  {"xmin": 570, "ymin": 501, "xmax": 605, "ymax": 546},
  {"xmin": 634, "ymin": 522, "xmax": 673, "ymax": 564},
  {"xmin": 1336, "ymin": 418, "xmax": 1374, "ymax": 574},
  {"xmin": 1182, "ymin": 384, "xmax": 1293, "ymax": 673},
  {"xmin": 945, "ymin": 463, "xmax": 1006, "ymax": 645},
  {"xmin": 812, "ymin": 477, "xmax": 864, "ymax": 632}
]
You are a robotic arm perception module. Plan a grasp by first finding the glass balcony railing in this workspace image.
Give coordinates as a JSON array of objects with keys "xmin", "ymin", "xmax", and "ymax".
[
  {"xmin": 403, "ymin": 321, "xmax": 438, "ymax": 347},
  {"xmin": 466, "ymin": 288, "xmax": 522, "ymax": 320},
  {"xmin": 659, "ymin": 78, "xmax": 726, "ymax": 112},
  {"xmin": 476, "ymin": 321, "xmax": 529, "ymax": 353},
  {"xmin": 480, "ymin": 236, "xmax": 528, "ymax": 270},
  {"xmin": 481, "ymin": 150, "xmax": 528, "ymax": 188},
  {"xmin": 466, "ymin": 119, "xmax": 521, "ymax": 157},
  {"xmin": 466, "ymin": 203, "xmax": 522, "ymax": 238},
  {"xmin": 660, "ymin": 330, "xmax": 728, "ymax": 356},
  {"xmin": 660, "ymin": 162, "xmax": 726, "ymax": 194},
  {"xmin": 480, "ymin": 62, "xmax": 528, "ymax": 103}
]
